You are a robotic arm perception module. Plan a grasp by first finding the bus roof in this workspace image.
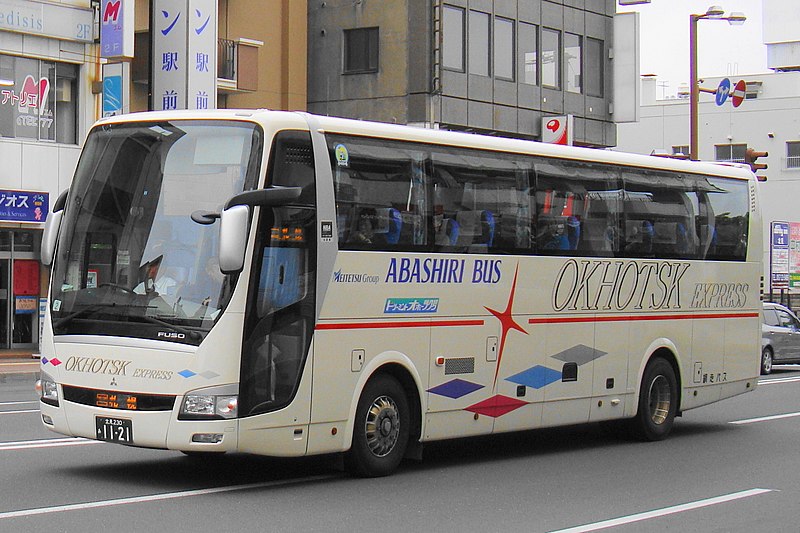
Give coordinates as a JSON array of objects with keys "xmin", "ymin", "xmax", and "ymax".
[{"xmin": 94, "ymin": 109, "xmax": 755, "ymax": 182}]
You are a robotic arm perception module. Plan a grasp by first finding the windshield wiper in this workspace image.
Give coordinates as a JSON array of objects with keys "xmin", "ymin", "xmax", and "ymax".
[
  {"xmin": 54, "ymin": 303, "xmax": 202, "ymax": 341},
  {"xmin": 53, "ymin": 303, "xmax": 121, "ymax": 329}
]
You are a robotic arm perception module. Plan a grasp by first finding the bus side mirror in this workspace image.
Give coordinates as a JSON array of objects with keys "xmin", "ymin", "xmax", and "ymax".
[
  {"xmin": 219, "ymin": 205, "xmax": 250, "ymax": 273},
  {"xmin": 41, "ymin": 189, "xmax": 69, "ymax": 266},
  {"xmin": 41, "ymin": 211, "xmax": 63, "ymax": 266}
]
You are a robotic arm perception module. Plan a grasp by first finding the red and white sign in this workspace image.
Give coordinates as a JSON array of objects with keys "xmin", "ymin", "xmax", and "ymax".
[
  {"xmin": 542, "ymin": 115, "xmax": 574, "ymax": 145},
  {"xmin": 731, "ymin": 80, "xmax": 747, "ymax": 108}
]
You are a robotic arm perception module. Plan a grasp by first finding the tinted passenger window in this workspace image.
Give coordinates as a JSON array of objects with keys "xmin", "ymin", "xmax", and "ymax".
[
  {"xmin": 431, "ymin": 148, "xmax": 532, "ymax": 254},
  {"xmin": 535, "ymin": 160, "xmax": 622, "ymax": 256},
  {"xmin": 330, "ymin": 136, "xmax": 427, "ymax": 251},
  {"xmin": 621, "ymin": 170, "xmax": 697, "ymax": 259}
]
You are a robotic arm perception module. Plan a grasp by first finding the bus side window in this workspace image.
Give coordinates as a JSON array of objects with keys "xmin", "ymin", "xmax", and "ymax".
[{"xmin": 330, "ymin": 136, "xmax": 428, "ymax": 251}]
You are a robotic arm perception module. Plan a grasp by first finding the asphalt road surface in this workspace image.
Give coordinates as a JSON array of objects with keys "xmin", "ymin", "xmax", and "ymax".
[{"xmin": 2, "ymin": 366, "xmax": 800, "ymax": 532}]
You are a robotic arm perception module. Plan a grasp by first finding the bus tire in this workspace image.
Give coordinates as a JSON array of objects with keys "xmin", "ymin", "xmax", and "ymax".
[
  {"xmin": 346, "ymin": 374, "xmax": 410, "ymax": 477},
  {"xmin": 631, "ymin": 357, "xmax": 678, "ymax": 441},
  {"xmin": 761, "ymin": 347, "xmax": 773, "ymax": 375}
]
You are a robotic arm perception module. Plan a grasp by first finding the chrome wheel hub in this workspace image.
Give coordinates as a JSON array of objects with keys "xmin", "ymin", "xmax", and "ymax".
[
  {"xmin": 364, "ymin": 395, "xmax": 400, "ymax": 457},
  {"xmin": 648, "ymin": 375, "xmax": 671, "ymax": 425}
]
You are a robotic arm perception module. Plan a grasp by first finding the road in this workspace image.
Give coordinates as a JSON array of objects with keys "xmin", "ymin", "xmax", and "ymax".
[{"xmin": 2, "ymin": 365, "xmax": 800, "ymax": 532}]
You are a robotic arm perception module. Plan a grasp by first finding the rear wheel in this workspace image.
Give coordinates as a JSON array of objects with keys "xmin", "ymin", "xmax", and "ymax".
[
  {"xmin": 761, "ymin": 347, "xmax": 773, "ymax": 375},
  {"xmin": 631, "ymin": 358, "xmax": 678, "ymax": 441},
  {"xmin": 346, "ymin": 374, "xmax": 410, "ymax": 477}
]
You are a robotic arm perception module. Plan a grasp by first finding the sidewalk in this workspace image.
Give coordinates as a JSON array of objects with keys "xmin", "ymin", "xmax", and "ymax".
[
  {"xmin": 0, "ymin": 350, "xmax": 40, "ymax": 377},
  {"xmin": 0, "ymin": 350, "xmax": 37, "ymax": 360}
]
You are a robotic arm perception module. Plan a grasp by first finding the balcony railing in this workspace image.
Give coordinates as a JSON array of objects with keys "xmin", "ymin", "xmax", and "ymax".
[{"xmin": 218, "ymin": 38, "xmax": 237, "ymax": 81}]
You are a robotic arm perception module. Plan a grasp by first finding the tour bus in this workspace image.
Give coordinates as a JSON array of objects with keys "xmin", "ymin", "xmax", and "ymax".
[{"xmin": 37, "ymin": 109, "xmax": 762, "ymax": 477}]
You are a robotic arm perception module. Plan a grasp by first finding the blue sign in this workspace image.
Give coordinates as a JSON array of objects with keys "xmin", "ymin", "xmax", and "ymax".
[
  {"xmin": 772, "ymin": 221, "xmax": 790, "ymax": 248},
  {"xmin": 715, "ymin": 78, "xmax": 731, "ymax": 106},
  {"xmin": 0, "ymin": 190, "xmax": 48, "ymax": 223},
  {"xmin": 384, "ymin": 298, "xmax": 439, "ymax": 314},
  {"xmin": 103, "ymin": 74, "xmax": 123, "ymax": 117}
]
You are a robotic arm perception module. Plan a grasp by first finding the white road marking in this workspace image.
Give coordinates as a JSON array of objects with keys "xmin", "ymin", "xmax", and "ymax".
[
  {"xmin": 0, "ymin": 438, "xmax": 101, "ymax": 451},
  {"xmin": 759, "ymin": 376, "xmax": 800, "ymax": 385},
  {"xmin": 0, "ymin": 401, "xmax": 38, "ymax": 407},
  {"xmin": 730, "ymin": 411, "xmax": 800, "ymax": 425},
  {"xmin": 0, "ymin": 475, "xmax": 338, "ymax": 520},
  {"xmin": 0, "ymin": 409, "xmax": 39, "ymax": 415},
  {"xmin": 548, "ymin": 488, "xmax": 774, "ymax": 533}
]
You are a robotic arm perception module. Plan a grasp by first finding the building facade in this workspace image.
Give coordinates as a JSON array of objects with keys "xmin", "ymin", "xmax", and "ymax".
[
  {"xmin": 308, "ymin": 0, "xmax": 617, "ymax": 147},
  {"xmin": 0, "ymin": 0, "xmax": 307, "ymax": 353},
  {"xmin": 0, "ymin": 0, "xmax": 96, "ymax": 350}
]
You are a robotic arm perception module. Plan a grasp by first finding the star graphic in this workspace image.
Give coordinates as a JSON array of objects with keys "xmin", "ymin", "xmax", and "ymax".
[{"xmin": 485, "ymin": 263, "xmax": 527, "ymax": 387}]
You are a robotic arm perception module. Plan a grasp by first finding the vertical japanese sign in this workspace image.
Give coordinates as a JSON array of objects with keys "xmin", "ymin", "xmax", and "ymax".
[
  {"xmin": 771, "ymin": 221, "xmax": 790, "ymax": 291},
  {"xmin": 187, "ymin": 0, "xmax": 217, "ymax": 110},
  {"xmin": 790, "ymin": 222, "xmax": 800, "ymax": 288},
  {"xmin": 152, "ymin": 0, "xmax": 216, "ymax": 111},
  {"xmin": 152, "ymin": 0, "xmax": 189, "ymax": 110},
  {"xmin": 100, "ymin": 0, "xmax": 134, "ymax": 59}
]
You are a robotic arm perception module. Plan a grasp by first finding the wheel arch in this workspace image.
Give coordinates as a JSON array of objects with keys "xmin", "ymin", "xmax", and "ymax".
[
  {"xmin": 633, "ymin": 340, "xmax": 683, "ymax": 415},
  {"xmin": 342, "ymin": 352, "xmax": 424, "ymax": 454}
]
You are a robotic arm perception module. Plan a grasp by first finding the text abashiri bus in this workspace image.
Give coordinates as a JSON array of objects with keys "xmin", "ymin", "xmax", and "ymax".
[{"xmin": 36, "ymin": 110, "xmax": 762, "ymax": 477}]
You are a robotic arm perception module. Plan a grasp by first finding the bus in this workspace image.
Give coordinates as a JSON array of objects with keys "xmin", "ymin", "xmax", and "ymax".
[{"xmin": 37, "ymin": 109, "xmax": 762, "ymax": 477}]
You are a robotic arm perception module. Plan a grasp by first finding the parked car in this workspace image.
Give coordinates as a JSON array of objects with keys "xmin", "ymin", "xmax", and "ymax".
[{"xmin": 761, "ymin": 302, "xmax": 800, "ymax": 374}]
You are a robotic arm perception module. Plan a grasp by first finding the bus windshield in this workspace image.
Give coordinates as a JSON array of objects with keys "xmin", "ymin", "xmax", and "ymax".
[{"xmin": 49, "ymin": 120, "xmax": 262, "ymax": 345}]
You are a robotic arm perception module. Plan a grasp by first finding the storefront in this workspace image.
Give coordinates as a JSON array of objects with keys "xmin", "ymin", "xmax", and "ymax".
[{"xmin": 1, "ymin": 0, "xmax": 96, "ymax": 353}]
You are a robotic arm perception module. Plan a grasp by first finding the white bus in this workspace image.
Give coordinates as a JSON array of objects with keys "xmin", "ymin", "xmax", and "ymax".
[{"xmin": 37, "ymin": 110, "xmax": 762, "ymax": 476}]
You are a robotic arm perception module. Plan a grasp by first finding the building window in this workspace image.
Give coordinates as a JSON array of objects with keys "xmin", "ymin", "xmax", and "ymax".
[
  {"xmin": 468, "ymin": 11, "xmax": 490, "ymax": 77},
  {"xmin": 519, "ymin": 22, "xmax": 537, "ymax": 85},
  {"xmin": 672, "ymin": 145, "xmax": 689, "ymax": 157},
  {"xmin": 343, "ymin": 28, "xmax": 379, "ymax": 74},
  {"xmin": 542, "ymin": 28, "xmax": 560, "ymax": 89},
  {"xmin": 565, "ymin": 33, "xmax": 582, "ymax": 94},
  {"xmin": 0, "ymin": 54, "xmax": 78, "ymax": 144},
  {"xmin": 494, "ymin": 17, "xmax": 514, "ymax": 81},
  {"xmin": 787, "ymin": 141, "xmax": 800, "ymax": 169},
  {"xmin": 715, "ymin": 143, "xmax": 747, "ymax": 163},
  {"xmin": 585, "ymin": 38, "xmax": 603, "ymax": 97},
  {"xmin": 442, "ymin": 5, "xmax": 465, "ymax": 72}
]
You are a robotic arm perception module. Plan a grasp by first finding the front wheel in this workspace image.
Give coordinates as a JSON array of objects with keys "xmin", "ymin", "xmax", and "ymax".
[
  {"xmin": 346, "ymin": 374, "xmax": 410, "ymax": 477},
  {"xmin": 761, "ymin": 347, "xmax": 773, "ymax": 375},
  {"xmin": 630, "ymin": 358, "xmax": 678, "ymax": 441}
]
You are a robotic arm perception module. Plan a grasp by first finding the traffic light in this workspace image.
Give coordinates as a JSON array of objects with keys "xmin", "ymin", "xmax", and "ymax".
[{"xmin": 745, "ymin": 147, "xmax": 768, "ymax": 175}]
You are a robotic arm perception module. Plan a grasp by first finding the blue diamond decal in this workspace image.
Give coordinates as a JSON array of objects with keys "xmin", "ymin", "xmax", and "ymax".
[
  {"xmin": 178, "ymin": 369, "xmax": 197, "ymax": 378},
  {"xmin": 428, "ymin": 379, "xmax": 484, "ymax": 399},
  {"xmin": 41, "ymin": 357, "xmax": 49, "ymax": 365},
  {"xmin": 506, "ymin": 366, "xmax": 562, "ymax": 389}
]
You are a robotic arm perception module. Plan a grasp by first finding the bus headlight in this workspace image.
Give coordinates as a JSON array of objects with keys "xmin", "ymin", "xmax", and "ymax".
[
  {"xmin": 36, "ymin": 373, "xmax": 59, "ymax": 407},
  {"xmin": 179, "ymin": 384, "xmax": 238, "ymax": 420}
]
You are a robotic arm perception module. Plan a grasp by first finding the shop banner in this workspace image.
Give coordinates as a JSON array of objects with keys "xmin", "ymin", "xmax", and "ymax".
[{"xmin": 0, "ymin": 190, "xmax": 48, "ymax": 223}]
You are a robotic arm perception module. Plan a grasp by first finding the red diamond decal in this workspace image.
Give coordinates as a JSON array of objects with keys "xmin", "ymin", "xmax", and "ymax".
[
  {"xmin": 50, "ymin": 358, "xmax": 62, "ymax": 366},
  {"xmin": 465, "ymin": 395, "xmax": 527, "ymax": 418}
]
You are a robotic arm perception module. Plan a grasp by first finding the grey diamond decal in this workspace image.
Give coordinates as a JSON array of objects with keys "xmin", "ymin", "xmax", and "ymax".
[
  {"xmin": 549, "ymin": 344, "xmax": 607, "ymax": 366},
  {"xmin": 199, "ymin": 371, "xmax": 220, "ymax": 379}
]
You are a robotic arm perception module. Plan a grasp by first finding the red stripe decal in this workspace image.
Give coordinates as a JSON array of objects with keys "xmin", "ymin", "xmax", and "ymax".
[
  {"xmin": 528, "ymin": 312, "xmax": 759, "ymax": 325},
  {"xmin": 316, "ymin": 319, "xmax": 484, "ymax": 331}
]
